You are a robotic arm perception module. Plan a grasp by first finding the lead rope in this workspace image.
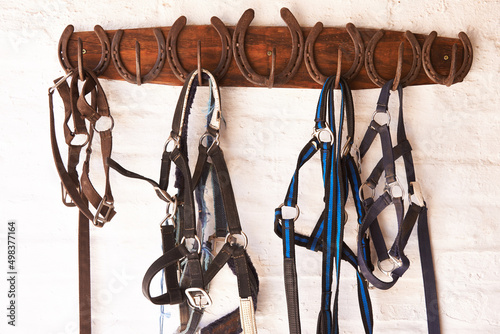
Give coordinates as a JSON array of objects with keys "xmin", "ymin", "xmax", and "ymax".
[
  {"xmin": 356, "ymin": 79, "xmax": 441, "ymax": 333},
  {"xmin": 49, "ymin": 69, "xmax": 116, "ymax": 334},
  {"xmin": 274, "ymin": 76, "xmax": 373, "ymax": 334}
]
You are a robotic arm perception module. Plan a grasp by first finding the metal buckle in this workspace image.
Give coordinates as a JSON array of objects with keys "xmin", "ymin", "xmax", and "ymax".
[
  {"xmin": 61, "ymin": 183, "xmax": 76, "ymax": 207},
  {"xmin": 225, "ymin": 231, "xmax": 248, "ymax": 249},
  {"xmin": 278, "ymin": 203, "xmax": 300, "ymax": 221},
  {"xmin": 385, "ymin": 179, "xmax": 404, "ymax": 199},
  {"xmin": 93, "ymin": 197, "xmax": 114, "ymax": 227},
  {"xmin": 48, "ymin": 71, "xmax": 74, "ymax": 94},
  {"xmin": 208, "ymin": 234, "xmax": 227, "ymax": 255},
  {"xmin": 185, "ymin": 287, "xmax": 212, "ymax": 310},
  {"xmin": 312, "ymin": 127, "xmax": 334, "ymax": 145},
  {"xmin": 377, "ymin": 253, "xmax": 402, "ymax": 276},
  {"xmin": 409, "ymin": 181, "xmax": 425, "ymax": 206}
]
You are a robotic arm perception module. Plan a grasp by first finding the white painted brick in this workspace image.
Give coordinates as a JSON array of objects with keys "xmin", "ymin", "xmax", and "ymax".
[{"xmin": 1, "ymin": 0, "xmax": 500, "ymax": 333}]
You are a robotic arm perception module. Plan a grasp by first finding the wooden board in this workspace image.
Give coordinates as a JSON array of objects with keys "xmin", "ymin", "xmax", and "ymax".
[{"xmin": 63, "ymin": 25, "xmax": 468, "ymax": 89}]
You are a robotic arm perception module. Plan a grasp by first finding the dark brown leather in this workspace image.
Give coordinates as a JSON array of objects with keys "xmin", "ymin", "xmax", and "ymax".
[{"xmin": 49, "ymin": 69, "xmax": 117, "ymax": 334}]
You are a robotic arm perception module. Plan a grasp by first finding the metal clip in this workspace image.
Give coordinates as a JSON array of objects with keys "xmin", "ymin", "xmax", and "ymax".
[
  {"xmin": 93, "ymin": 197, "xmax": 114, "ymax": 227},
  {"xmin": 185, "ymin": 287, "xmax": 212, "ymax": 310}
]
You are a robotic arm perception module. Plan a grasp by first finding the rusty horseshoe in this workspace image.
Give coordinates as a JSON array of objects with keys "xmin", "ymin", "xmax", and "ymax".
[
  {"xmin": 365, "ymin": 30, "xmax": 422, "ymax": 89},
  {"xmin": 58, "ymin": 25, "xmax": 111, "ymax": 77},
  {"xmin": 233, "ymin": 8, "xmax": 304, "ymax": 88},
  {"xmin": 111, "ymin": 28, "xmax": 166, "ymax": 85},
  {"xmin": 422, "ymin": 31, "xmax": 473, "ymax": 87},
  {"xmin": 304, "ymin": 22, "xmax": 364, "ymax": 86},
  {"xmin": 166, "ymin": 16, "xmax": 232, "ymax": 83}
]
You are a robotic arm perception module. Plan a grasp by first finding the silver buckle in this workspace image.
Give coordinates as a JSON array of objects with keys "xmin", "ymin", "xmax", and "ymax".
[
  {"xmin": 185, "ymin": 287, "xmax": 212, "ymax": 310},
  {"xmin": 93, "ymin": 197, "xmax": 114, "ymax": 226}
]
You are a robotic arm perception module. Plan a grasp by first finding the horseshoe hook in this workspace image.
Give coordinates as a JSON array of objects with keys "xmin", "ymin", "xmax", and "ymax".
[
  {"xmin": 365, "ymin": 30, "xmax": 422, "ymax": 89},
  {"xmin": 111, "ymin": 28, "xmax": 166, "ymax": 85},
  {"xmin": 304, "ymin": 22, "xmax": 364, "ymax": 86},
  {"xmin": 233, "ymin": 8, "xmax": 304, "ymax": 88},
  {"xmin": 166, "ymin": 16, "xmax": 232, "ymax": 83},
  {"xmin": 422, "ymin": 31, "xmax": 473, "ymax": 87},
  {"xmin": 58, "ymin": 25, "xmax": 111, "ymax": 77}
]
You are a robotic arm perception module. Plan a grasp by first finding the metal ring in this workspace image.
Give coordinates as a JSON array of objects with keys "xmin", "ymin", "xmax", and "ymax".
[
  {"xmin": 224, "ymin": 231, "xmax": 248, "ymax": 249},
  {"xmin": 180, "ymin": 235, "xmax": 201, "ymax": 254},
  {"xmin": 372, "ymin": 110, "xmax": 391, "ymax": 126},
  {"xmin": 69, "ymin": 132, "xmax": 90, "ymax": 148},
  {"xmin": 199, "ymin": 132, "xmax": 220, "ymax": 150},
  {"xmin": 164, "ymin": 135, "xmax": 180, "ymax": 153},
  {"xmin": 278, "ymin": 203, "xmax": 300, "ymax": 221},
  {"xmin": 92, "ymin": 115, "xmax": 115, "ymax": 133}
]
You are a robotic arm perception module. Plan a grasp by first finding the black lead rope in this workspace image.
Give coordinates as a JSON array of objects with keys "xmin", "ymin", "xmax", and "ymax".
[
  {"xmin": 275, "ymin": 76, "xmax": 373, "ymax": 334},
  {"xmin": 357, "ymin": 79, "xmax": 441, "ymax": 333}
]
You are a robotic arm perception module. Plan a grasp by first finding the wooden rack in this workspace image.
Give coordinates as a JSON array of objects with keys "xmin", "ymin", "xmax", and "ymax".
[{"xmin": 57, "ymin": 8, "xmax": 473, "ymax": 90}]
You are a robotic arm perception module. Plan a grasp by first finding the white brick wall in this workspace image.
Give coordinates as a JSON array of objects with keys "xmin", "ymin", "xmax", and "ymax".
[{"xmin": 1, "ymin": 0, "xmax": 499, "ymax": 333}]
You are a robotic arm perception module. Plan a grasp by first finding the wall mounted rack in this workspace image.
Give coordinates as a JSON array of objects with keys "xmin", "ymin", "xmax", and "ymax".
[{"xmin": 57, "ymin": 8, "xmax": 473, "ymax": 89}]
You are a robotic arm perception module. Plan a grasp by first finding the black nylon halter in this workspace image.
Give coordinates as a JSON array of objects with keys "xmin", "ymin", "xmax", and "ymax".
[
  {"xmin": 108, "ymin": 69, "xmax": 259, "ymax": 333},
  {"xmin": 357, "ymin": 79, "xmax": 441, "ymax": 333}
]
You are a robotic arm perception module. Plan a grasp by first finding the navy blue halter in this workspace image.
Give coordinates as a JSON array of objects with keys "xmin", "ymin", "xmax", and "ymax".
[{"xmin": 357, "ymin": 79, "xmax": 441, "ymax": 333}]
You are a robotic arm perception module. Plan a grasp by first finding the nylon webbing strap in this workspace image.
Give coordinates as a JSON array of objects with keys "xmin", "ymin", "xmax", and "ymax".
[
  {"xmin": 275, "ymin": 76, "xmax": 373, "ymax": 334},
  {"xmin": 356, "ymin": 79, "xmax": 441, "ymax": 333}
]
